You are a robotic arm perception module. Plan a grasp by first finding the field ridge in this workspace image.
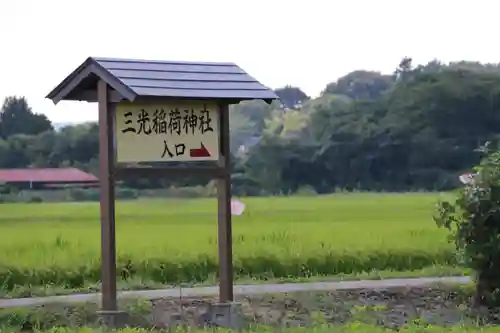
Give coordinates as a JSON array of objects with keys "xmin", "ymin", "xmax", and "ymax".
[{"xmin": 0, "ymin": 275, "xmax": 472, "ymax": 309}]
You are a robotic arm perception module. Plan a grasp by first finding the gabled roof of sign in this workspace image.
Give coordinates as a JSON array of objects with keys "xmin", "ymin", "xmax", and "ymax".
[{"xmin": 46, "ymin": 57, "xmax": 279, "ymax": 104}]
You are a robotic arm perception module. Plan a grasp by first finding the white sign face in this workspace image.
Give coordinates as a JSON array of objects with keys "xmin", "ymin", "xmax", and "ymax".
[{"xmin": 115, "ymin": 101, "xmax": 220, "ymax": 163}]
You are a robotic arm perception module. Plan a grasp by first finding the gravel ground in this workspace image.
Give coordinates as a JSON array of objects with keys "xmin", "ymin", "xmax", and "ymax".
[
  {"xmin": 147, "ymin": 286, "xmax": 473, "ymax": 329},
  {"xmin": 0, "ymin": 285, "xmax": 480, "ymax": 330}
]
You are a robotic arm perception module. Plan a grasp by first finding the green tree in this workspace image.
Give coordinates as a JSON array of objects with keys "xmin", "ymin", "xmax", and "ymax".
[
  {"xmin": 394, "ymin": 56, "xmax": 413, "ymax": 81},
  {"xmin": 0, "ymin": 96, "xmax": 53, "ymax": 138},
  {"xmin": 275, "ymin": 85, "xmax": 309, "ymax": 109},
  {"xmin": 2, "ymin": 57, "xmax": 500, "ymax": 195},
  {"xmin": 323, "ymin": 70, "xmax": 394, "ymax": 100}
]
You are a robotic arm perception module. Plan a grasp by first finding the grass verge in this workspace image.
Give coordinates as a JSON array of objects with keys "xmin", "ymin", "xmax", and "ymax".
[{"xmin": 1, "ymin": 265, "xmax": 469, "ymax": 298}]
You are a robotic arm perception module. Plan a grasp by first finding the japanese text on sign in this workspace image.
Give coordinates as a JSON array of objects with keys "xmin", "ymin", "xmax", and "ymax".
[{"xmin": 115, "ymin": 101, "xmax": 220, "ymax": 163}]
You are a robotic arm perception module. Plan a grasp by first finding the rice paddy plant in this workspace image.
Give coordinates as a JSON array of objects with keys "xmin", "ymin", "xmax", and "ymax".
[{"xmin": 0, "ymin": 193, "xmax": 458, "ymax": 290}]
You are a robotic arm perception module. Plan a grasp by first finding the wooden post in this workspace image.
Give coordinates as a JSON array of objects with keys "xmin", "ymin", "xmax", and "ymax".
[
  {"xmin": 217, "ymin": 103, "xmax": 234, "ymax": 302},
  {"xmin": 45, "ymin": 56, "xmax": 278, "ymax": 328},
  {"xmin": 97, "ymin": 80, "xmax": 118, "ymax": 311}
]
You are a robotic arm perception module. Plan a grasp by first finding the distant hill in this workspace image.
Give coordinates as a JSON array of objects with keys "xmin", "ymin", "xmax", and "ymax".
[{"xmin": 52, "ymin": 122, "xmax": 82, "ymax": 131}]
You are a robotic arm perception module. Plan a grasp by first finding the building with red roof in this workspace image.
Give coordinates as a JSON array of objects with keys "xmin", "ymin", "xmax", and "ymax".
[{"xmin": 0, "ymin": 168, "xmax": 99, "ymax": 189}]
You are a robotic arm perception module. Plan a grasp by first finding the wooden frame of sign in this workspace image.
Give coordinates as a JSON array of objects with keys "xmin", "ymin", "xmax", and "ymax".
[{"xmin": 46, "ymin": 57, "xmax": 278, "ymax": 323}]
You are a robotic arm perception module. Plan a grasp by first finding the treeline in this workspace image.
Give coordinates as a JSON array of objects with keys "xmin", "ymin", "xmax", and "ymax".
[{"xmin": 2, "ymin": 57, "xmax": 500, "ymax": 195}]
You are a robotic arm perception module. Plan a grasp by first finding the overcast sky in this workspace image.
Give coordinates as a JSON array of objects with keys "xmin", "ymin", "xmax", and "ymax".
[{"xmin": 1, "ymin": 0, "xmax": 498, "ymax": 123}]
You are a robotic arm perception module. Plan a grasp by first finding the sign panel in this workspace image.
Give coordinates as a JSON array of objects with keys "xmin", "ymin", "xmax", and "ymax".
[{"xmin": 115, "ymin": 101, "xmax": 219, "ymax": 163}]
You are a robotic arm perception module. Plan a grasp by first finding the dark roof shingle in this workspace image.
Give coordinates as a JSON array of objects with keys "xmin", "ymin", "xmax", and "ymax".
[{"xmin": 46, "ymin": 57, "xmax": 279, "ymax": 104}]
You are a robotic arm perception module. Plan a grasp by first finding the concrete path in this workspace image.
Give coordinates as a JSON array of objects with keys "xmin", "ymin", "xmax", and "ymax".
[{"xmin": 0, "ymin": 276, "xmax": 471, "ymax": 309}]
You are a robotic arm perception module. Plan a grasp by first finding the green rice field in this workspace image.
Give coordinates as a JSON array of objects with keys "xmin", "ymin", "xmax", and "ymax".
[{"xmin": 0, "ymin": 193, "xmax": 462, "ymax": 293}]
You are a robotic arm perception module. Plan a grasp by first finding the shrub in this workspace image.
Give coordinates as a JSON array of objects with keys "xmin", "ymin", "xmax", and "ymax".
[
  {"xmin": 116, "ymin": 188, "xmax": 139, "ymax": 200},
  {"xmin": 27, "ymin": 196, "xmax": 43, "ymax": 203},
  {"xmin": 163, "ymin": 186, "xmax": 210, "ymax": 198},
  {"xmin": 295, "ymin": 185, "xmax": 318, "ymax": 196},
  {"xmin": 69, "ymin": 188, "xmax": 139, "ymax": 201},
  {"xmin": 435, "ymin": 142, "xmax": 500, "ymax": 308},
  {"xmin": 69, "ymin": 188, "xmax": 99, "ymax": 202}
]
